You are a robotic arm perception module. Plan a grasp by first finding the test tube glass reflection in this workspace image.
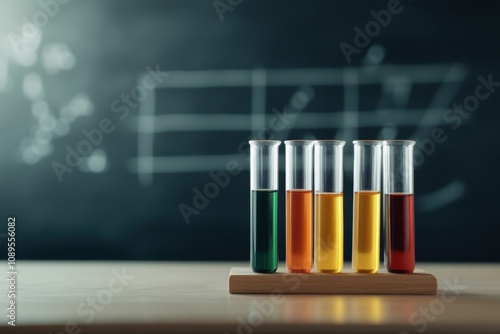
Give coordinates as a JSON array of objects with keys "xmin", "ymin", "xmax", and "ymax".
[
  {"xmin": 285, "ymin": 140, "xmax": 314, "ymax": 273},
  {"xmin": 249, "ymin": 140, "xmax": 281, "ymax": 273},
  {"xmin": 352, "ymin": 140, "xmax": 382, "ymax": 273},
  {"xmin": 314, "ymin": 140, "xmax": 345, "ymax": 273}
]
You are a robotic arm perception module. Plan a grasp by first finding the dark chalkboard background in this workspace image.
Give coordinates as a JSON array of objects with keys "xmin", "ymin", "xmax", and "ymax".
[{"xmin": 0, "ymin": 0, "xmax": 499, "ymax": 261}]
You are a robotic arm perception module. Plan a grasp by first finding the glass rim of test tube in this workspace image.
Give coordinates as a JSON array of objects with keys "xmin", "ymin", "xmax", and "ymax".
[
  {"xmin": 353, "ymin": 140, "xmax": 383, "ymax": 146},
  {"xmin": 249, "ymin": 139, "xmax": 281, "ymax": 145},
  {"xmin": 284, "ymin": 139, "xmax": 315, "ymax": 144},
  {"xmin": 382, "ymin": 140, "xmax": 416, "ymax": 146},
  {"xmin": 314, "ymin": 139, "xmax": 346, "ymax": 145}
]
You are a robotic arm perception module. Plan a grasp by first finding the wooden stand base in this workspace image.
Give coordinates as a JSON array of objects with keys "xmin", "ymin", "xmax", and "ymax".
[{"xmin": 229, "ymin": 267, "xmax": 437, "ymax": 295}]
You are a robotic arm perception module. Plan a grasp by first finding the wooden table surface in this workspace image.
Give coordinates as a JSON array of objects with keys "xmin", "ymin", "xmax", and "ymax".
[{"xmin": 1, "ymin": 262, "xmax": 499, "ymax": 333}]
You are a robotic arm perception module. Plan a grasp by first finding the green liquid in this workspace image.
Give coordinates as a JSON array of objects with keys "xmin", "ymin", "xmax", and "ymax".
[{"xmin": 251, "ymin": 190, "xmax": 278, "ymax": 273}]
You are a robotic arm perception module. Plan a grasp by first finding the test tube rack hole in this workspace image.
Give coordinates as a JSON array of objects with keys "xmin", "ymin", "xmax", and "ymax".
[{"xmin": 228, "ymin": 267, "xmax": 437, "ymax": 295}]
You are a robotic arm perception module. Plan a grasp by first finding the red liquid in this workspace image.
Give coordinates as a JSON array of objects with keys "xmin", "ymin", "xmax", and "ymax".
[{"xmin": 385, "ymin": 193, "xmax": 415, "ymax": 273}]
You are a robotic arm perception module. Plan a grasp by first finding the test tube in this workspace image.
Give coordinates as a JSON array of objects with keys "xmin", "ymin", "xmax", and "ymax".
[
  {"xmin": 285, "ymin": 140, "xmax": 314, "ymax": 273},
  {"xmin": 352, "ymin": 140, "xmax": 382, "ymax": 273},
  {"xmin": 249, "ymin": 140, "xmax": 281, "ymax": 273},
  {"xmin": 314, "ymin": 140, "xmax": 345, "ymax": 273},
  {"xmin": 383, "ymin": 140, "xmax": 416, "ymax": 273}
]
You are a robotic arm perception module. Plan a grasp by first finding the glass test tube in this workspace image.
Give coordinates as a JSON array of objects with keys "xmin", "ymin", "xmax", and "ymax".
[
  {"xmin": 249, "ymin": 140, "xmax": 281, "ymax": 273},
  {"xmin": 352, "ymin": 140, "xmax": 382, "ymax": 273},
  {"xmin": 285, "ymin": 140, "xmax": 314, "ymax": 273},
  {"xmin": 314, "ymin": 140, "xmax": 345, "ymax": 273},
  {"xmin": 383, "ymin": 140, "xmax": 416, "ymax": 274}
]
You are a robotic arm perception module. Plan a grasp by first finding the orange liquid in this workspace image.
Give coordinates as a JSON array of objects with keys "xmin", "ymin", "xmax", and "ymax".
[{"xmin": 286, "ymin": 189, "xmax": 313, "ymax": 273}]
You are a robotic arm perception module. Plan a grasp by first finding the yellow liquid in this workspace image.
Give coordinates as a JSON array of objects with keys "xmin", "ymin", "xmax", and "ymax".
[
  {"xmin": 352, "ymin": 191, "xmax": 380, "ymax": 273},
  {"xmin": 315, "ymin": 192, "xmax": 343, "ymax": 273}
]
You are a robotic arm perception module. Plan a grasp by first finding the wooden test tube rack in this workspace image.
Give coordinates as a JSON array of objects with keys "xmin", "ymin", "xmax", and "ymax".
[{"xmin": 229, "ymin": 267, "xmax": 437, "ymax": 295}]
